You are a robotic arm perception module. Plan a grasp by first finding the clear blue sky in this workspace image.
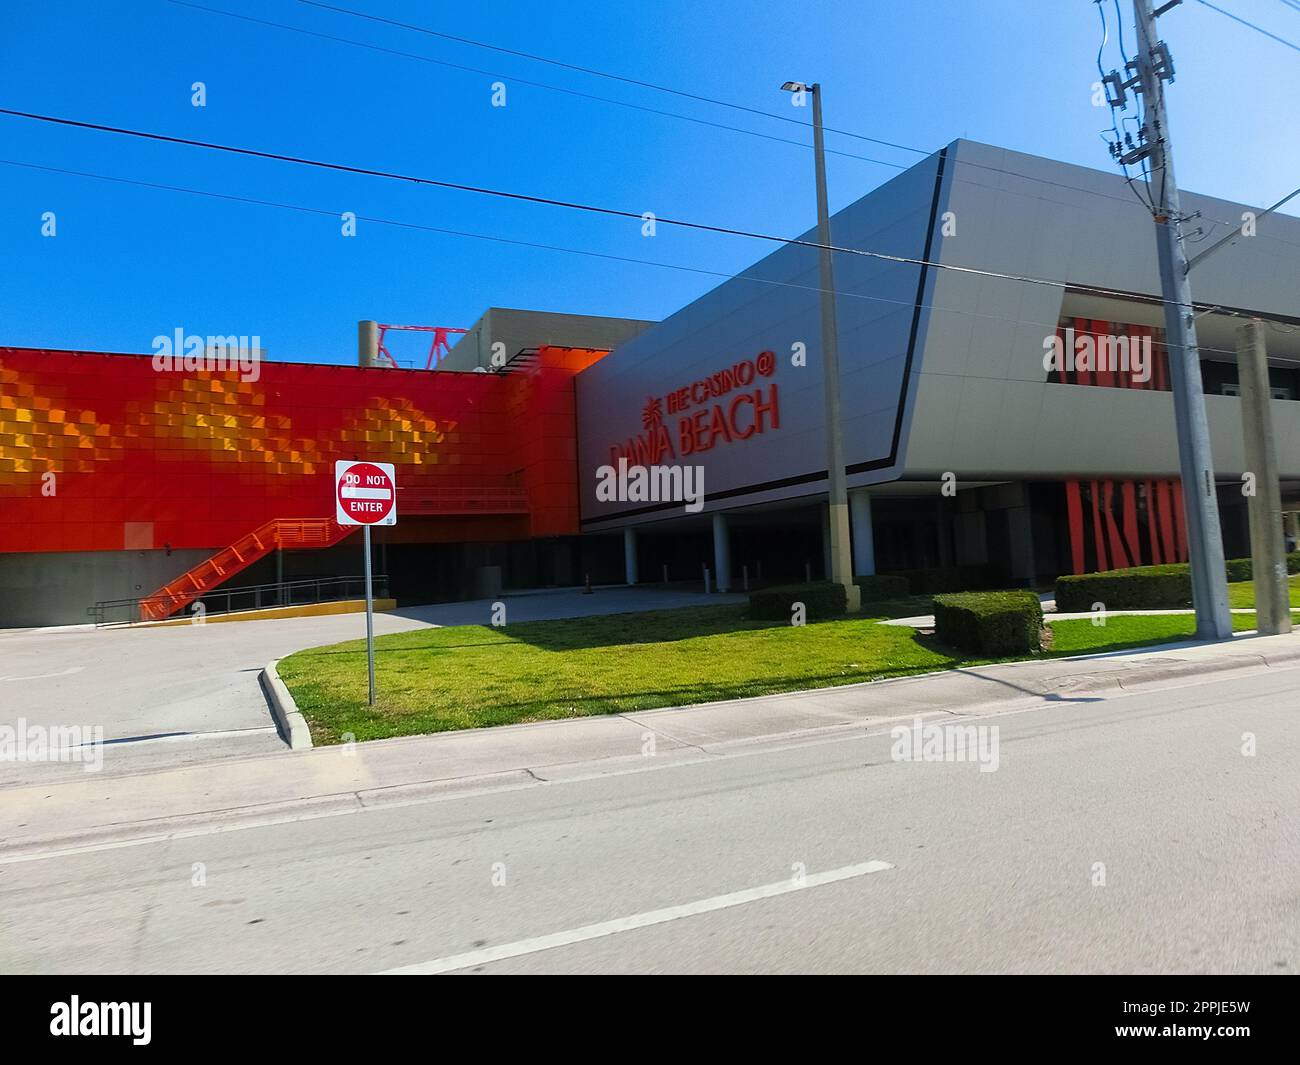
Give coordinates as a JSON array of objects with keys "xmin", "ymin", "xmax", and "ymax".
[{"xmin": 1, "ymin": 0, "xmax": 1297, "ymax": 366}]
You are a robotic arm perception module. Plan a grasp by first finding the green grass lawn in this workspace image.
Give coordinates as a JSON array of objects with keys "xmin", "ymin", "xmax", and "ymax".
[
  {"xmin": 1047, "ymin": 611, "xmax": 1256, "ymax": 652},
  {"xmin": 1226, "ymin": 575, "xmax": 1300, "ymax": 609},
  {"xmin": 277, "ymin": 602, "xmax": 1264, "ymax": 745}
]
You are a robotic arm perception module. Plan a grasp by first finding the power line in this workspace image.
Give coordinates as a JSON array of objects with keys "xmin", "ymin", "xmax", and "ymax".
[
  {"xmin": 162, "ymin": 0, "xmax": 907, "ymax": 170},
  {"xmin": 292, "ymin": 0, "xmax": 927, "ymax": 156},
  {"xmin": 285, "ymin": 0, "xmax": 1180, "ymax": 209},
  {"xmin": 169, "ymin": 0, "xmax": 1257, "ymax": 222},
  {"xmin": 0, "ymin": 104, "xmax": 905, "ymax": 254},
  {"xmin": 1186, "ymin": 180, "xmax": 1300, "ymax": 268},
  {"xmin": 0, "ymin": 157, "xmax": 925, "ymax": 312},
  {"xmin": 1095, "ymin": 0, "xmax": 1156, "ymax": 213},
  {"xmin": 2, "ymin": 105, "xmax": 1286, "ymax": 327},
  {"xmin": 1, "ymin": 156, "xmax": 1272, "ymax": 361},
  {"xmin": 298, "ymin": 0, "xmax": 1296, "ymax": 246},
  {"xmin": 1194, "ymin": 0, "xmax": 1300, "ymax": 52}
]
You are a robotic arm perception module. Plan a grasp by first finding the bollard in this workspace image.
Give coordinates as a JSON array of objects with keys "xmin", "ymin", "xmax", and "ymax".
[
  {"xmin": 662, "ymin": 563, "xmax": 669, "ymax": 584},
  {"xmin": 805, "ymin": 560, "xmax": 812, "ymax": 583},
  {"xmin": 703, "ymin": 564, "xmax": 712, "ymax": 595},
  {"xmin": 583, "ymin": 573, "xmax": 593, "ymax": 595},
  {"xmin": 742, "ymin": 564, "xmax": 750, "ymax": 592}
]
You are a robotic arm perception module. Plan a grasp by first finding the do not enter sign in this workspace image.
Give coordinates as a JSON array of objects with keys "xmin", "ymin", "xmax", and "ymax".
[
  {"xmin": 335, "ymin": 460, "xmax": 397, "ymax": 526},
  {"xmin": 334, "ymin": 460, "xmax": 395, "ymax": 707}
]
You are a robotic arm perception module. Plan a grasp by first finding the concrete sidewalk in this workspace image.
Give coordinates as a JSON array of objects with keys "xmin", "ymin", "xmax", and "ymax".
[{"xmin": 4, "ymin": 629, "xmax": 1299, "ymax": 859}]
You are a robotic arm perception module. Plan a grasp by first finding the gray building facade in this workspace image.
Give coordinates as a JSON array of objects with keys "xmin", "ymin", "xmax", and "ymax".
[{"xmin": 575, "ymin": 139, "xmax": 1300, "ymax": 587}]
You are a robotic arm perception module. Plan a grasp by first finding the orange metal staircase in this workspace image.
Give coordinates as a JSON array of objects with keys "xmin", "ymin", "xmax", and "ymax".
[
  {"xmin": 139, "ymin": 518, "xmax": 350, "ymax": 621},
  {"xmin": 138, "ymin": 483, "xmax": 532, "ymax": 622}
]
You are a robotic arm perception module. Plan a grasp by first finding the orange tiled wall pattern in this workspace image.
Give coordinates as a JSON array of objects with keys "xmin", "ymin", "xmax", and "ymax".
[{"xmin": 0, "ymin": 346, "xmax": 601, "ymax": 553}]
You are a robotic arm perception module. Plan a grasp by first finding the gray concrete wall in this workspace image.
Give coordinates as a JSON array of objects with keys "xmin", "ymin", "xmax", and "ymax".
[
  {"xmin": 571, "ymin": 137, "xmax": 1300, "ymax": 538},
  {"xmin": 903, "ymin": 139, "xmax": 1300, "ymax": 481},
  {"xmin": 441, "ymin": 308, "xmax": 656, "ymax": 372},
  {"xmin": 0, "ymin": 548, "xmax": 213, "ymax": 628},
  {"xmin": 576, "ymin": 154, "xmax": 945, "ymax": 529}
]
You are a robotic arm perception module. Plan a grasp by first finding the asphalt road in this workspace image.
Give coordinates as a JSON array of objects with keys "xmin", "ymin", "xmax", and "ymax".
[{"xmin": 1, "ymin": 664, "xmax": 1295, "ymax": 974}]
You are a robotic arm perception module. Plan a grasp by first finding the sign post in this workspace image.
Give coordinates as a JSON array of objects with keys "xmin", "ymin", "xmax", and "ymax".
[
  {"xmin": 335, "ymin": 460, "xmax": 397, "ymax": 706},
  {"xmin": 363, "ymin": 525, "xmax": 375, "ymax": 703}
]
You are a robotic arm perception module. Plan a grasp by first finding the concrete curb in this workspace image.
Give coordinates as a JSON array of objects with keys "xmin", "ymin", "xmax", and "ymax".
[
  {"xmin": 260, "ymin": 660, "xmax": 313, "ymax": 750},
  {"xmin": 1123, "ymin": 646, "xmax": 1300, "ymax": 686}
]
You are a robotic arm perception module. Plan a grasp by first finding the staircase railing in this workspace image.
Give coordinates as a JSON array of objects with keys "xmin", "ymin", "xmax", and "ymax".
[
  {"xmin": 126, "ymin": 483, "xmax": 530, "ymax": 624},
  {"xmin": 89, "ymin": 574, "xmax": 388, "ymax": 627},
  {"xmin": 137, "ymin": 518, "xmax": 352, "ymax": 621}
]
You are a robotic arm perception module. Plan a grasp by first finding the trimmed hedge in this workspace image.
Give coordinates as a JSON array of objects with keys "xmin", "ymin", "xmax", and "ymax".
[
  {"xmin": 1056, "ymin": 564, "xmax": 1191, "ymax": 612},
  {"xmin": 882, "ymin": 564, "xmax": 1004, "ymax": 595},
  {"xmin": 1056, "ymin": 554, "xmax": 1300, "ymax": 612},
  {"xmin": 1225, "ymin": 553, "xmax": 1300, "ymax": 578},
  {"xmin": 933, "ymin": 590, "xmax": 1045, "ymax": 656},
  {"xmin": 748, "ymin": 581, "xmax": 847, "ymax": 621},
  {"xmin": 1225, "ymin": 557, "xmax": 1253, "ymax": 583},
  {"xmin": 853, "ymin": 574, "xmax": 911, "ymax": 603}
]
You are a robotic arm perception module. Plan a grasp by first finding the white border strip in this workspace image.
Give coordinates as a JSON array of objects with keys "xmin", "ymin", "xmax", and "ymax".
[{"xmin": 378, "ymin": 859, "xmax": 893, "ymax": 974}]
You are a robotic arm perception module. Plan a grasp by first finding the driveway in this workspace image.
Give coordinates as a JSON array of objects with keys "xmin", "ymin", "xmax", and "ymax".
[{"xmin": 0, "ymin": 586, "xmax": 740, "ymax": 784}]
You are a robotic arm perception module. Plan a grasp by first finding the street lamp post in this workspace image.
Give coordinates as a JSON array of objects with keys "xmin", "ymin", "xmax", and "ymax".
[{"xmin": 782, "ymin": 80, "xmax": 860, "ymax": 612}]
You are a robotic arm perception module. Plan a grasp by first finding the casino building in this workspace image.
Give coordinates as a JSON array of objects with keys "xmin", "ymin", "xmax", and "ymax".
[{"xmin": 3, "ymin": 139, "xmax": 1300, "ymax": 626}]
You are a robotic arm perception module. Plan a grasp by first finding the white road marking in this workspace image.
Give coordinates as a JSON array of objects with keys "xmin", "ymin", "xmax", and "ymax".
[
  {"xmin": 377, "ymin": 860, "xmax": 894, "ymax": 975},
  {"xmin": 0, "ymin": 666, "xmax": 85, "ymax": 682}
]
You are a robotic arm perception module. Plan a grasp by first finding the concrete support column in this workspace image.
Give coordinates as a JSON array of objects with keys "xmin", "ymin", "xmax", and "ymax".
[
  {"xmin": 820, "ymin": 504, "xmax": 831, "ymax": 581},
  {"xmin": 849, "ymin": 489, "xmax": 875, "ymax": 576},
  {"xmin": 1237, "ymin": 321, "xmax": 1292, "ymax": 634},
  {"xmin": 358, "ymin": 320, "xmax": 379, "ymax": 368},
  {"xmin": 826, "ymin": 501, "xmax": 860, "ymax": 608},
  {"xmin": 623, "ymin": 527, "xmax": 638, "ymax": 586},
  {"xmin": 712, "ymin": 512, "xmax": 731, "ymax": 593}
]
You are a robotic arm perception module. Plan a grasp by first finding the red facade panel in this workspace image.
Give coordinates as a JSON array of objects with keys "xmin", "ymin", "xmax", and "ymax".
[
  {"xmin": 0, "ymin": 345, "xmax": 608, "ymax": 554},
  {"xmin": 1064, "ymin": 477, "xmax": 1189, "ymax": 574}
]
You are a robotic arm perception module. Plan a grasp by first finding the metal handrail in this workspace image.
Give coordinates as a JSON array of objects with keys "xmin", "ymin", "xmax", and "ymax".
[
  {"xmin": 87, "ymin": 574, "xmax": 390, "ymax": 627},
  {"xmin": 140, "ymin": 517, "xmax": 347, "ymax": 621}
]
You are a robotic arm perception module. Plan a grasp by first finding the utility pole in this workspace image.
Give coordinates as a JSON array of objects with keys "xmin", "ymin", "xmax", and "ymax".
[
  {"xmin": 1236, "ymin": 321, "xmax": 1292, "ymax": 635},
  {"xmin": 1104, "ymin": 1, "xmax": 1231, "ymax": 639},
  {"xmin": 781, "ymin": 80, "xmax": 860, "ymax": 612}
]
